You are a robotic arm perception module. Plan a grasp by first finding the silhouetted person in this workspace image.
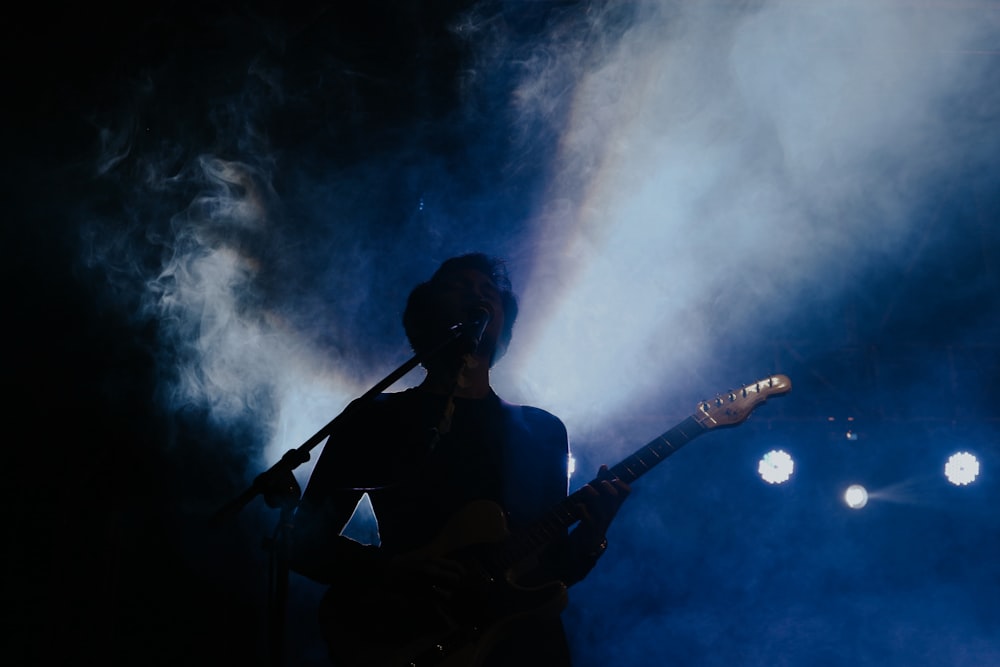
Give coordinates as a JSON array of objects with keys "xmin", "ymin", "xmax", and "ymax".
[{"xmin": 289, "ymin": 253, "xmax": 629, "ymax": 666}]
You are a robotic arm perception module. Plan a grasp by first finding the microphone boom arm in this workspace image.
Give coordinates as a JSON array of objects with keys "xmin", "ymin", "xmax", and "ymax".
[{"xmin": 211, "ymin": 320, "xmax": 470, "ymax": 524}]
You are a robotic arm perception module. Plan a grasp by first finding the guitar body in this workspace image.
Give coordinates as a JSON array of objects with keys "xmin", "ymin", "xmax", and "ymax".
[{"xmin": 319, "ymin": 500, "xmax": 569, "ymax": 667}]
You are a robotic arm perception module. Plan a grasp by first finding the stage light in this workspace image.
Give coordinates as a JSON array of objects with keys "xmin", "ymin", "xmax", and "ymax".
[
  {"xmin": 758, "ymin": 449, "xmax": 794, "ymax": 484},
  {"xmin": 845, "ymin": 484, "xmax": 868, "ymax": 509},
  {"xmin": 944, "ymin": 452, "xmax": 980, "ymax": 486}
]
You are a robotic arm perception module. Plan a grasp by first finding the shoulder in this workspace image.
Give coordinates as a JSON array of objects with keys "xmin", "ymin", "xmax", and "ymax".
[{"xmin": 498, "ymin": 398, "xmax": 568, "ymax": 444}]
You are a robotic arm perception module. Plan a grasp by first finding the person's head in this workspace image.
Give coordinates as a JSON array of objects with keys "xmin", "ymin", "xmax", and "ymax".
[{"xmin": 403, "ymin": 253, "xmax": 519, "ymax": 367}]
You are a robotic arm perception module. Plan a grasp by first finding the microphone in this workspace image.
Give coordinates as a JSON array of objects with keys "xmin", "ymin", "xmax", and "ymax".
[{"xmin": 461, "ymin": 306, "xmax": 492, "ymax": 353}]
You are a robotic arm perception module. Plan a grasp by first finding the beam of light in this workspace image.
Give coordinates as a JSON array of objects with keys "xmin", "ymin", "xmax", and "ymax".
[
  {"xmin": 500, "ymin": 0, "xmax": 999, "ymax": 454},
  {"xmin": 758, "ymin": 449, "xmax": 794, "ymax": 485},
  {"xmin": 850, "ymin": 473, "xmax": 973, "ymax": 509},
  {"xmin": 944, "ymin": 451, "xmax": 980, "ymax": 486},
  {"xmin": 844, "ymin": 484, "xmax": 869, "ymax": 509}
]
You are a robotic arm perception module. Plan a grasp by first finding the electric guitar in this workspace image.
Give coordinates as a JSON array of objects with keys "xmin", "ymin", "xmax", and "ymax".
[{"xmin": 321, "ymin": 374, "xmax": 792, "ymax": 666}]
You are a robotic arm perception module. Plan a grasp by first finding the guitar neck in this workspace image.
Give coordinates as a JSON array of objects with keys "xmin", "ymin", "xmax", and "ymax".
[
  {"xmin": 606, "ymin": 415, "xmax": 707, "ymax": 486},
  {"xmin": 496, "ymin": 415, "xmax": 708, "ymax": 569}
]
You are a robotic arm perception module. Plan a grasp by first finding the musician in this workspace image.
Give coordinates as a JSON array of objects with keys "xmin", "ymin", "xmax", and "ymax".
[{"xmin": 289, "ymin": 252, "xmax": 630, "ymax": 666}]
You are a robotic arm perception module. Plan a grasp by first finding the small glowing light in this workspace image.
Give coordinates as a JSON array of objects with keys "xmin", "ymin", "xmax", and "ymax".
[
  {"xmin": 758, "ymin": 449, "xmax": 794, "ymax": 484},
  {"xmin": 845, "ymin": 484, "xmax": 868, "ymax": 509},
  {"xmin": 944, "ymin": 452, "xmax": 980, "ymax": 486},
  {"xmin": 845, "ymin": 430, "xmax": 858, "ymax": 441},
  {"xmin": 567, "ymin": 454, "xmax": 576, "ymax": 478}
]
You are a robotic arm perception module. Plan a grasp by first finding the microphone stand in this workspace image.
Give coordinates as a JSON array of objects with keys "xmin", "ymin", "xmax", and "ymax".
[{"xmin": 210, "ymin": 319, "xmax": 473, "ymax": 667}]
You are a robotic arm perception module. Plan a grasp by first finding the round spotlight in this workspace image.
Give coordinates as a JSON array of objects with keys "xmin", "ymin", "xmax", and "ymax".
[
  {"xmin": 944, "ymin": 452, "xmax": 980, "ymax": 486},
  {"xmin": 758, "ymin": 449, "xmax": 794, "ymax": 484},
  {"xmin": 844, "ymin": 484, "xmax": 868, "ymax": 509}
]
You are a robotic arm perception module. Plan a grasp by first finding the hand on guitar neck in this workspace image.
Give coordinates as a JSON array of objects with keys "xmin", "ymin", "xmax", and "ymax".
[{"xmin": 568, "ymin": 464, "xmax": 631, "ymax": 560}]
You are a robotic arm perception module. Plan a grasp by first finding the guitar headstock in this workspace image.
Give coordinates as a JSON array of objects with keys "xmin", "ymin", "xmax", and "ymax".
[{"xmin": 694, "ymin": 374, "xmax": 792, "ymax": 429}]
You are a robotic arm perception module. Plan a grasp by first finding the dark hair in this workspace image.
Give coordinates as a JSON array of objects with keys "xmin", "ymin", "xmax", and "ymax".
[{"xmin": 403, "ymin": 253, "xmax": 519, "ymax": 365}]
